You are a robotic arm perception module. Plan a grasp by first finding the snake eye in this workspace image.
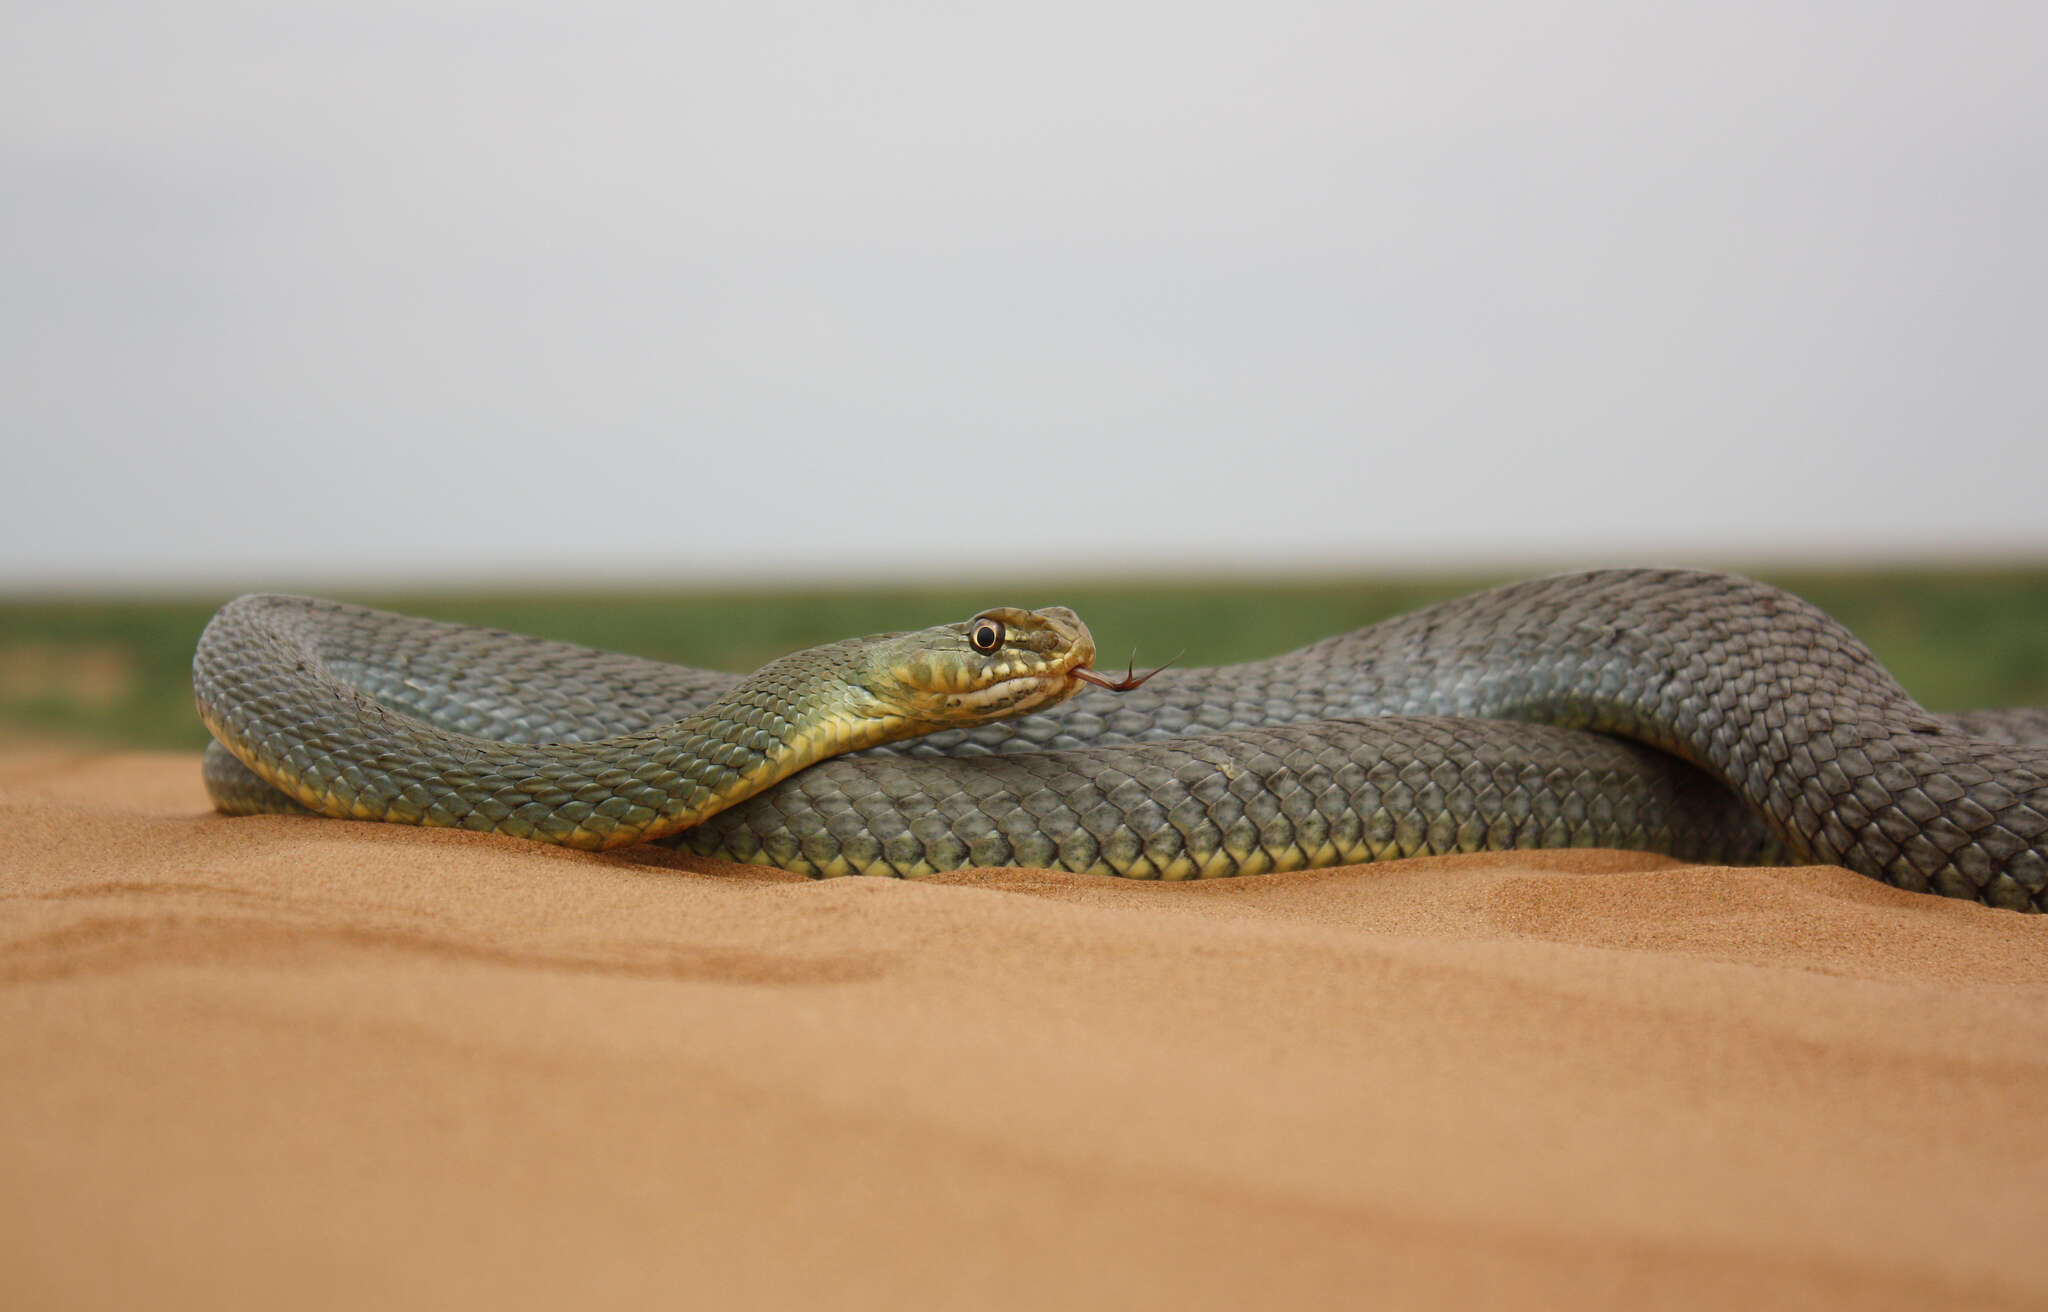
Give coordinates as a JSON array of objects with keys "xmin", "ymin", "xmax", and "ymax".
[{"xmin": 968, "ymin": 617, "xmax": 1005, "ymax": 653}]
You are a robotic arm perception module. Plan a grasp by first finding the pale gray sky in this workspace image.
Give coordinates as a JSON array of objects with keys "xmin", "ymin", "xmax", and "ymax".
[{"xmin": 5, "ymin": 0, "xmax": 2044, "ymax": 588}]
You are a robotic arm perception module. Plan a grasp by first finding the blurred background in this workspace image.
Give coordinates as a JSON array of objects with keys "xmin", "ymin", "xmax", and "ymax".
[{"xmin": 5, "ymin": 0, "xmax": 2045, "ymax": 751}]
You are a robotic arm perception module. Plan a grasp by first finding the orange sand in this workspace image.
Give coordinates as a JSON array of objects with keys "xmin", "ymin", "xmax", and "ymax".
[{"xmin": 4, "ymin": 750, "xmax": 2046, "ymax": 1310}]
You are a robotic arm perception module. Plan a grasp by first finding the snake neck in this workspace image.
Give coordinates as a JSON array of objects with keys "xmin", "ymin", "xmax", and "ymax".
[
  {"xmin": 194, "ymin": 605, "xmax": 968, "ymax": 853},
  {"xmin": 614, "ymin": 685, "xmax": 930, "ymax": 849}
]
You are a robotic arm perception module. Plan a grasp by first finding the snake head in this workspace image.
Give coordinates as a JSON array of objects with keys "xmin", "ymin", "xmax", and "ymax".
[{"xmin": 859, "ymin": 605, "xmax": 1098, "ymax": 730}]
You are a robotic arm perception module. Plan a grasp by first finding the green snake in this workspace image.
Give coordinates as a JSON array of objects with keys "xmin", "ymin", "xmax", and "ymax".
[{"xmin": 193, "ymin": 569, "xmax": 2048, "ymax": 911}]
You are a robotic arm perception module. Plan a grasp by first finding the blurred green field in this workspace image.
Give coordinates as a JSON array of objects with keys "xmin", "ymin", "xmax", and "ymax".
[{"xmin": 4, "ymin": 568, "xmax": 2047, "ymax": 751}]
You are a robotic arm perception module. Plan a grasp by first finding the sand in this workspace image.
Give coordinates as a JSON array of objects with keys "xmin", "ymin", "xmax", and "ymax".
[{"xmin": 3, "ymin": 749, "xmax": 2046, "ymax": 1310}]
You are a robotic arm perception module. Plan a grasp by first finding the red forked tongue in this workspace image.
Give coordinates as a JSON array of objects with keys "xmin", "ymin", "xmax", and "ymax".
[{"xmin": 1072, "ymin": 654, "xmax": 1171, "ymax": 692}]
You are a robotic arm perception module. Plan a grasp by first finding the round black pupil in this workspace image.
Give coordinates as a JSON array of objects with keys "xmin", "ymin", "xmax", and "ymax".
[{"xmin": 974, "ymin": 622, "xmax": 1000, "ymax": 650}]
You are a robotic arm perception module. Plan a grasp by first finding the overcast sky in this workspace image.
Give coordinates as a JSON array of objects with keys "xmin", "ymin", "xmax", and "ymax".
[{"xmin": 5, "ymin": 0, "xmax": 2044, "ymax": 588}]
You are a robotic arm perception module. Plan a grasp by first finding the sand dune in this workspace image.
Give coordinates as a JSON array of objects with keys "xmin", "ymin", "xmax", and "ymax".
[{"xmin": 4, "ymin": 750, "xmax": 2046, "ymax": 1309}]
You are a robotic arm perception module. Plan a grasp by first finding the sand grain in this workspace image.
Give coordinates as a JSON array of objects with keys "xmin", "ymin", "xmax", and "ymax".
[{"xmin": 4, "ymin": 751, "xmax": 2045, "ymax": 1310}]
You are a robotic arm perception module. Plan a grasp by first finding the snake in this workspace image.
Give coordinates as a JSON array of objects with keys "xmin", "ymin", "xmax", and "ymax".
[{"xmin": 192, "ymin": 568, "xmax": 2048, "ymax": 911}]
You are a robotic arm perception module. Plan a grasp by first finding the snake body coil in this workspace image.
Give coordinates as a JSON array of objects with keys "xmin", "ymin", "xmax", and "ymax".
[{"xmin": 196, "ymin": 569, "xmax": 2048, "ymax": 911}]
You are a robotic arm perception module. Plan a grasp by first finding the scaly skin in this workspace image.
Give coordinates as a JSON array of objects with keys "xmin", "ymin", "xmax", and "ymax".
[
  {"xmin": 195, "ymin": 596, "xmax": 1096, "ymax": 850},
  {"xmin": 198, "ymin": 571, "xmax": 2048, "ymax": 908}
]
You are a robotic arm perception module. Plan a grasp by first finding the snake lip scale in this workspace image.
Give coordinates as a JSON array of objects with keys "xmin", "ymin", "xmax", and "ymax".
[{"xmin": 194, "ymin": 569, "xmax": 2048, "ymax": 911}]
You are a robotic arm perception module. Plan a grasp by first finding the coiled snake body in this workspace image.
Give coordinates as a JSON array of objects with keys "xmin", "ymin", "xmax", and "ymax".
[{"xmin": 195, "ymin": 569, "xmax": 2048, "ymax": 911}]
